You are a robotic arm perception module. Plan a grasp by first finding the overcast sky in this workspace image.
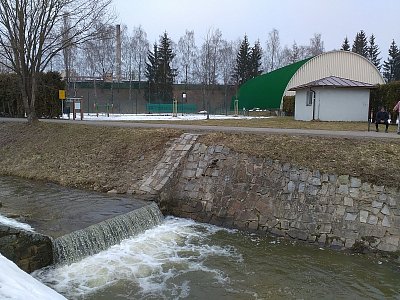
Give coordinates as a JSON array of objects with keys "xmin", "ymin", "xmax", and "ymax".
[{"xmin": 112, "ymin": 0, "xmax": 399, "ymax": 58}]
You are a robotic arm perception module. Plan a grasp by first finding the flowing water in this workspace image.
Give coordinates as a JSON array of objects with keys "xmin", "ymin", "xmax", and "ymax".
[
  {"xmin": 53, "ymin": 203, "xmax": 163, "ymax": 264},
  {"xmin": 33, "ymin": 217, "xmax": 400, "ymax": 300},
  {"xmin": 1, "ymin": 176, "xmax": 400, "ymax": 299}
]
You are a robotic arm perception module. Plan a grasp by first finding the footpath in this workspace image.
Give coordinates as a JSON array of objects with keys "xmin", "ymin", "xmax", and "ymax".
[{"xmin": 1, "ymin": 117, "xmax": 400, "ymax": 139}]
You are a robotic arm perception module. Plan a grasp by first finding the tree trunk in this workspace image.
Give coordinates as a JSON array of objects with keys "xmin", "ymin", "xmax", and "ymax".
[{"xmin": 21, "ymin": 74, "xmax": 39, "ymax": 124}]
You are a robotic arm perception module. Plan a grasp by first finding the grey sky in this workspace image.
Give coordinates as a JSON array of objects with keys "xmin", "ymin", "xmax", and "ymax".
[{"xmin": 112, "ymin": 0, "xmax": 398, "ymax": 57}]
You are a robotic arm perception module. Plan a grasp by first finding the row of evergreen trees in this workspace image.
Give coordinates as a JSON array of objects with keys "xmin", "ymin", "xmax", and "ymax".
[
  {"xmin": 232, "ymin": 36, "xmax": 263, "ymax": 86},
  {"xmin": 0, "ymin": 72, "xmax": 64, "ymax": 118},
  {"xmin": 341, "ymin": 31, "xmax": 400, "ymax": 82}
]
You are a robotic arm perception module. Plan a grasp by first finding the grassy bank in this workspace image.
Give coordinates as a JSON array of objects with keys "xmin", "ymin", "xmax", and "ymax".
[
  {"xmin": 0, "ymin": 122, "xmax": 182, "ymax": 192},
  {"xmin": 132, "ymin": 116, "xmax": 390, "ymax": 132},
  {"xmin": 1, "ymin": 121, "xmax": 399, "ymax": 190}
]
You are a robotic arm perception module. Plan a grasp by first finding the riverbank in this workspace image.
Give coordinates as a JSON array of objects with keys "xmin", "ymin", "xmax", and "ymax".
[{"xmin": 0, "ymin": 121, "xmax": 399, "ymax": 189}]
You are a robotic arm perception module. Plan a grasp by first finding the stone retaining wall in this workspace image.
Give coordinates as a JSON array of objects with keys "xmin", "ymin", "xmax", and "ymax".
[
  {"xmin": 0, "ymin": 225, "xmax": 53, "ymax": 273},
  {"xmin": 160, "ymin": 142, "xmax": 400, "ymax": 253}
]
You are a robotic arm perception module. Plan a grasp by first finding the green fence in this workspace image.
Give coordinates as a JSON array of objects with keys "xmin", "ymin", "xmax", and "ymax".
[{"xmin": 146, "ymin": 103, "xmax": 197, "ymax": 114}]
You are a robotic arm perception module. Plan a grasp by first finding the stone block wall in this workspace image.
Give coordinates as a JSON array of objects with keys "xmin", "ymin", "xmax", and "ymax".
[
  {"xmin": 160, "ymin": 142, "xmax": 400, "ymax": 253},
  {"xmin": 0, "ymin": 225, "xmax": 53, "ymax": 273}
]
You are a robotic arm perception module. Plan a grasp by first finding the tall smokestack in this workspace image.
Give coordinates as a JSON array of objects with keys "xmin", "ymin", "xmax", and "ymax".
[{"xmin": 116, "ymin": 24, "xmax": 122, "ymax": 82}]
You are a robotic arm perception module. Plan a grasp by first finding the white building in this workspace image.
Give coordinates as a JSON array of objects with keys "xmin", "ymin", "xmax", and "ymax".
[{"xmin": 290, "ymin": 76, "xmax": 375, "ymax": 121}]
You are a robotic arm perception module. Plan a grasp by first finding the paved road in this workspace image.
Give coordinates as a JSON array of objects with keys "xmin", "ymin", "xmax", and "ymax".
[{"xmin": 1, "ymin": 117, "xmax": 400, "ymax": 140}]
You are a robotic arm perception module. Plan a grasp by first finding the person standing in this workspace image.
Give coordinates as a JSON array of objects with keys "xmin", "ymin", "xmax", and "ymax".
[{"xmin": 393, "ymin": 100, "xmax": 400, "ymax": 134}]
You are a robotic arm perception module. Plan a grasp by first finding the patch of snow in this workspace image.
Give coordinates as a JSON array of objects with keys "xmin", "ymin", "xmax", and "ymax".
[
  {"xmin": 0, "ymin": 214, "xmax": 34, "ymax": 232},
  {"xmin": 0, "ymin": 254, "xmax": 66, "ymax": 300},
  {"xmin": 63, "ymin": 113, "xmax": 272, "ymax": 122}
]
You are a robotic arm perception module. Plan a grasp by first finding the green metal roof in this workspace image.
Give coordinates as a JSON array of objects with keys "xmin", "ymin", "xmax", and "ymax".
[{"xmin": 236, "ymin": 57, "xmax": 312, "ymax": 110}]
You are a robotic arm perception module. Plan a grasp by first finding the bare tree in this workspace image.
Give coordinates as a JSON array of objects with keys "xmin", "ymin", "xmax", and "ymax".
[
  {"xmin": 219, "ymin": 40, "xmax": 237, "ymax": 114},
  {"xmin": 280, "ymin": 41, "xmax": 311, "ymax": 67},
  {"xmin": 308, "ymin": 33, "xmax": 324, "ymax": 56},
  {"xmin": 131, "ymin": 26, "xmax": 149, "ymax": 85},
  {"xmin": 177, "ymin": 30, "xmax": 197, "ymax": 86},
  {"xmin": 0, "ymin": 0, "xmax": 114, "ymax": 123},
  {"xmin": 264, "ymin": 28, "xmax": 282, "ymax": 72},
  {"xmin": 195, "ymin": 28, "xmax": 223, "ymax": 117},
  {"xmin": 84, "ymin": 24, "xmax": 116, "ymax": 79}
]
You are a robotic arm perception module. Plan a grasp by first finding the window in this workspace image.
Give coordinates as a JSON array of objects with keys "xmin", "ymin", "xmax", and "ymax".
[{"xmin": 306, "ymin": 90, "xmax": 314, "ymax": 106}]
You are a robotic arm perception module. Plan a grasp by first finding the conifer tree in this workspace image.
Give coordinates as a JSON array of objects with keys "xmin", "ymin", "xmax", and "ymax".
[
  {"xmin": 250, "ymin": 40, "xmax": 263, "ymax": 79},
  {"xmin": 145, "ymin": 43, "xmax": 159, "ymax": 102},
  {"xmin": 352, "ymin": 30, "xmax": 368, "ymax": 58},
  {"xmin": 383, "ymin": 40, "xmax": 400, "ymax": 82},
  {"xmin": 145, "ymin": 32, "xmax": 177, "ymax": 103},
  {"xmin": 232, "ymin": 36, "xmax": 263, "ymax": 86},
  {"xmin": 157, "ymin": 32, "xmax": 177, "ymax": 102},
  {"xmin": 341, "ymin": 37, "xmax": 350, "ymax": 51},
  {"xmin": 367, "ymin": 34, "xmax": 381, "ymax": 70},
  {"xmin": 232, "ymin": 35, "xmax": 251, "ymax": 86}
]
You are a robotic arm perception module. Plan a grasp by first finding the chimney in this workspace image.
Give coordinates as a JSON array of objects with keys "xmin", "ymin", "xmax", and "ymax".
[{"xmin": 116, "ymin": 24, "xmax": 122, "ymax": 82}]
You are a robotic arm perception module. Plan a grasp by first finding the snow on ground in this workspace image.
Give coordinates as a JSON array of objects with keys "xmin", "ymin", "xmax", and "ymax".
[
  {"xmin": 0, "ymin": 214, "xmax": 34, "ymax": 232},
  {"xmin": 0, "ymin": 217, "xmax": 63, "ymax": 299},
  {"xmin": 63, "ymin": 113, "xmax": 272, "ymax": 122},
  {"xmin": 0, "ymin": 254, "xmax": 66, "ymax": 300}
]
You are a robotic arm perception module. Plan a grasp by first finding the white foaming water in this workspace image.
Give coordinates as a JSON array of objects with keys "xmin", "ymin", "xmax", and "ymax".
[
  {"xmin": 33, "ymin": 217, "xmax": 242, "ymax": 299},
  {"xmin": 0, "ymin": 214, "xmax": 34, "ymax": 232}
]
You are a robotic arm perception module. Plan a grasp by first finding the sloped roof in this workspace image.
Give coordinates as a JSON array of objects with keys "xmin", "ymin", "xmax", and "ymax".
[
  {"xmin": 236, "ymin": 57, "xmax": 312, "ymax": 110},
  {"xmin": 289, "ymin": 76, "xmax": 375, "ymax": 91}
]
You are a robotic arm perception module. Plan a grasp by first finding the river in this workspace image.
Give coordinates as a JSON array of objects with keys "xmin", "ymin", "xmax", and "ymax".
[{"xmin": 1, "ymin": 177, "xmax": 400, "ymax": 299}]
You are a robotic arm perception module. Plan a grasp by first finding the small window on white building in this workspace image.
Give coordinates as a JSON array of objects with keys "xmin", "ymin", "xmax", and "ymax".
[{"xmin": 306, "ymin": 91, "xmax": 314, "ymax": 106}]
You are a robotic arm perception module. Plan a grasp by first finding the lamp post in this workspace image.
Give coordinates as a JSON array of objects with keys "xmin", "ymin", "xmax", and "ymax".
[{"xmin": 182, "ymin": 91, "xmax": 187, "ymax": 116}]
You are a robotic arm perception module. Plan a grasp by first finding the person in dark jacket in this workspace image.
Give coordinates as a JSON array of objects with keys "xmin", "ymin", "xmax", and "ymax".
[{"xmin": 375, "ymin": 106, "xmax": 389, "ymax": 133}]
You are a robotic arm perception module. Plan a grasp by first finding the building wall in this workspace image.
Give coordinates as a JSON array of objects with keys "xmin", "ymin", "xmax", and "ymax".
[
  {"xmin": 294, "ymin": 90, "xmax": 311, "ymax": 121},
  {"xmin": 295, "ymin": 88, "xmax": 370, "ymax": 121}
]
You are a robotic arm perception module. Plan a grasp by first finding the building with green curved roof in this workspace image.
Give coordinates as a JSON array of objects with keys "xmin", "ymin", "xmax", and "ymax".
[
  {"xmin": 237, "ymin": 58, "xmax": 311, "ymax": 110},
  {"xmin": 235, "ymin": 51, "xmax": 385, "ymax": 111}
]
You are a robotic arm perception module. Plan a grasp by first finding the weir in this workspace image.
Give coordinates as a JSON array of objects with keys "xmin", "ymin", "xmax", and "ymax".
[
  {"xmin": 0, "ymin": 176, "xmax": 166, "ymax": 271},
  {"xmin": 53, "ymin": 202, "xmax": 164, "ymax": 264}
]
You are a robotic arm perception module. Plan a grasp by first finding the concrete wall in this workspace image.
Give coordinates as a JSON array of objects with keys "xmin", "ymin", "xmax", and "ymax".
[
  {"xmin": 295, "ymin": 88, "xmax": 370, "ymax": 121},
  {"xmin": 0, "ymin": 225, "xmax": 53, "ymax": 273},
  {"xmin": 159, "ymin": 142, "xmax": 400, "ymax": 253}
]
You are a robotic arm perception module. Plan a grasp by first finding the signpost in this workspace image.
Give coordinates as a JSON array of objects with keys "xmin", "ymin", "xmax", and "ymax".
[{"xmin": 59, "ymin": 90, "xmax": 66, "ymax": 118}]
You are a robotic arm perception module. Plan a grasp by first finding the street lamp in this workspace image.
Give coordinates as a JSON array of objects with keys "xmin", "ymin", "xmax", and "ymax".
[{"xmin": 182, "ymin": 91, "xmax": 187, "ymax": 116}]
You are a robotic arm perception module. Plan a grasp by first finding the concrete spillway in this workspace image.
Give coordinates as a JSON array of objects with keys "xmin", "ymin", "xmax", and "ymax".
[{"xmin": 53, "ymin": 202, "xmax": 163, "ymax": 264}]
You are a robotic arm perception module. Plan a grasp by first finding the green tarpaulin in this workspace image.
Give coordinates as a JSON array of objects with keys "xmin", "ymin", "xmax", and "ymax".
[{"xmin": 236, "ymin": 58, "xmax": 312, "ymax": 110}]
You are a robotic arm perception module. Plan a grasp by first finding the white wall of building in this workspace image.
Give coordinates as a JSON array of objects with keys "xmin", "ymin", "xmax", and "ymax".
[{"xmin": 295, "ymin": 88, "xmax": 370, "ymax": 121}]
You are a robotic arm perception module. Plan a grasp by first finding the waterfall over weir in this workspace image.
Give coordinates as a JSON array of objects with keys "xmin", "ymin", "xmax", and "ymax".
[{"xmin": 53, "ymin": 202, "xmax": 163, "ymax": 264}]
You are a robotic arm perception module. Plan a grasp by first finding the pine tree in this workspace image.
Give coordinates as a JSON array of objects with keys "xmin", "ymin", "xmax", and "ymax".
[
  {"xmin": 232, "ymin": 35, "xmax": 251, "ymax": 86},
  {"xmin": 157, "ymin": 32, "xmax": 177, "ymax": 102},
  {"xmin": 367, "ymin": 34, "xmax": 381, "ymax": 70},
  {"xmin": 145, "ymin": 43, "xmax": 159, "ymax": 102},
  {"xmin": 352, "ymin": 30, "xmax": 368, "ymax": 58},
  {"xmin": 341, "ymin": 37, "xmax": 350, "ymax": 51},
  {"xmin": 250, "ymin": 40, "xmax": 263, "ymax": 79},
  {"xmin": 383, "ymin": 40, "xmax": 400, "ymax": 82},
  {"xmin": 144, "ymin": 33, "xmax": 177, "ymax": 103}
]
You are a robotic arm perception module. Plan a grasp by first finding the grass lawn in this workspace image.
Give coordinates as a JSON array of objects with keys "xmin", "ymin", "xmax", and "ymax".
[{"xmin": 132, "ymin": 116, "xmax": 397, "ymax": 132}]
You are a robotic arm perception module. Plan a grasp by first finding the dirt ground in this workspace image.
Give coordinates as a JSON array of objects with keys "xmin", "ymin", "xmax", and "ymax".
[{"xmin": 1, "ymin": 121, "xmax": 399, "ymax": 191}]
